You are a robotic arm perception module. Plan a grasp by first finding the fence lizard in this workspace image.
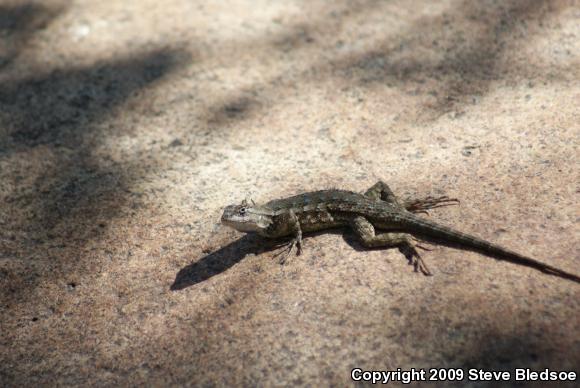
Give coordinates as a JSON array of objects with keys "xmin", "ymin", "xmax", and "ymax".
[{"xmin": 221, "ymin": 181, "xmax": 579, "ymax": 283}]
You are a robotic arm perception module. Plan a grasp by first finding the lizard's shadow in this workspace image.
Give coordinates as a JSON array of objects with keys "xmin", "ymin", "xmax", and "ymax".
[
  {"xmin": 171, "ymin": 229, "xmax": 427, "ymax": 291},
  {"xmin": 171, "ymin": 234, "xmax": 287, "ymax": 290},
  {"xmin": 171, "ymin": 231, "xmax": 348, "ymax": 290}
]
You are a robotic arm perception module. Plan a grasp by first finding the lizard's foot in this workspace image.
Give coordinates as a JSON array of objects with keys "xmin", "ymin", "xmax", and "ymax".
[
  {"xmin": 415, "ymin": 244, "xmax": 434, "ymax": 252},
  {"xmin": 350, "ymin": 218, "xmax": 433, "ymax": 276},
  {"xmin": 274, "ymin": 243, "xmax": 293, "ymax": 264},
  {"xmin": 400, "ymin": 243, "xmax": 432, "ymax": 276},
  {"xmin": 410, "ymin": 236, "xmax": 436, "ymax": 251},
  {"xmin": 403, "ymin": 196, "xmax": 460, "ymax": 215},
  {"xmin": 273, "ymin": 237, "xmax": 301, "ymax": 264}
]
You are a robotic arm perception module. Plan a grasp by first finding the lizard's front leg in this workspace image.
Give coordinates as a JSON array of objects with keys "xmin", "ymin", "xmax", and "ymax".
[
  {"xmin": 350, "ymin": 216, "xmax": 432, "ymax": 275},
  {"xmin": 276, "ymin": 210, "xmax": 302, "ymax": 264}
]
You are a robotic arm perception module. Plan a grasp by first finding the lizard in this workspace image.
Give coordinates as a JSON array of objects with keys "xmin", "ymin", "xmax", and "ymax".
[{"xmin": 220, "ymin": 181, "xmax": 580, "ymax": 283}]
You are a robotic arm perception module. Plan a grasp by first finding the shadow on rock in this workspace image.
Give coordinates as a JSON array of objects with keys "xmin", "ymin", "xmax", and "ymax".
[
  {"xmin": 0, "ymin": 2, "xmax": 64, "ymax": 69},
  {"xmin": 1, "ymin": 48, "xmax": 183, "ymax": 149},
  {"xmin": 171, "ymin": 234, "xmax": 287, "ymax": 291},
  {"xmin": 339, "ymin": 0, "xmax": 559, "ymax": 117},
  {"xmin": 1, "ymin": 47, "xmax": 189, "ymax": 301},
  {"xmin": 2, "ymin": 48, "xmax": 187, "ymax": 229}
]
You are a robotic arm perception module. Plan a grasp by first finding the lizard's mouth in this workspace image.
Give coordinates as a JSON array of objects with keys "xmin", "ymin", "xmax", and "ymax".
[
  {"xmin": 222, "ymin": 218, "xmax": 260, "ymax": 233},
  {"xmin": 220, "ymin": 214, "xmax": 236, "ymax": 226},
  {"xmin": 220, "ymin": 217, "xmax": 236, "ymax": 227}
]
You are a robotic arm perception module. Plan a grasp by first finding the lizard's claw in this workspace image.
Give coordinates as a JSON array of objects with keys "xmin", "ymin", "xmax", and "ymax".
[
  {"xmin": 405, "ymin": 196, "xmax": 460, "ymax": 214},
  {"xmin": 273, "ymin": 238, "xmax": 301, "ymax": 264},
  {"xmin": 401, "ymin": 244, "xmax": 433, "ymax": 276},
  {"xmin": 415, "ymin": 255, "xmax": 432, "ymax": 276},
  {"xmin": 415, "ymin": 244, "xmax": 434, "ymax": 252},
  {"xmin": 410, "ymin": 236, "xmax": 436, "ymax": 251}
]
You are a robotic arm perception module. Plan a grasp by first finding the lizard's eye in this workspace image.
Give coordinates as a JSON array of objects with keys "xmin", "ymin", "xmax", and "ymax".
[{"xmin": 239, "ymin": 206, "xmax": 246, "ymax": 215}]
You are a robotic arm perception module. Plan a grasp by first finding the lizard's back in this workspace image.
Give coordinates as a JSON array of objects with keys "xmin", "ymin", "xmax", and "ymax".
[{"xmin": 264, "ymin": 189, "xmax": 396, "ymax": 217}]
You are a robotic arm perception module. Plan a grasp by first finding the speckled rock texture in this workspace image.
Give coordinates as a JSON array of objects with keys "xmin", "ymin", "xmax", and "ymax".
[{"xmin": 0, "ymin": 0, "xmax": 578, "ymax": 386}]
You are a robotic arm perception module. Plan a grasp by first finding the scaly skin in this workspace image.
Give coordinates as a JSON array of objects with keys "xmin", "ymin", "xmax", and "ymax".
[{"xmin": 221, "ymin": 181, "xmax": 580, "ymax": 283}]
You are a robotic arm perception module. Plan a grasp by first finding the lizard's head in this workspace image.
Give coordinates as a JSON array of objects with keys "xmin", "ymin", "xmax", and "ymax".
[{"xmin": 221, "ymin": 199, "xmax": 272, "ymax": 233}]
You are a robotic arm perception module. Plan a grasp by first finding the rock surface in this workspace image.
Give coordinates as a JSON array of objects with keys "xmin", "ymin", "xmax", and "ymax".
[{"xmin": 1, "ymin": 0, "xmax": 578, "ymax": 386}]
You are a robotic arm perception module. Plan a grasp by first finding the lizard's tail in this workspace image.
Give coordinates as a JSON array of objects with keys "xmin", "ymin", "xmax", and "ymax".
[{"xmin": 398, "ymin": 212, "xmax": 580, "ymax": 284}]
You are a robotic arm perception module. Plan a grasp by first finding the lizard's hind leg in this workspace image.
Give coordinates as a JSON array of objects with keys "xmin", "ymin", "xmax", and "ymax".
[
  {"xmin": 351, "ymin": 216, "xmax": 432, "ymax": 275},
  {"xmin": 364, "ymin": 181, "xmax": 403, "ymax": 206},
  {"xmin": 365, "ymin": 181, "xmax": 459, "ymax": 215}
]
